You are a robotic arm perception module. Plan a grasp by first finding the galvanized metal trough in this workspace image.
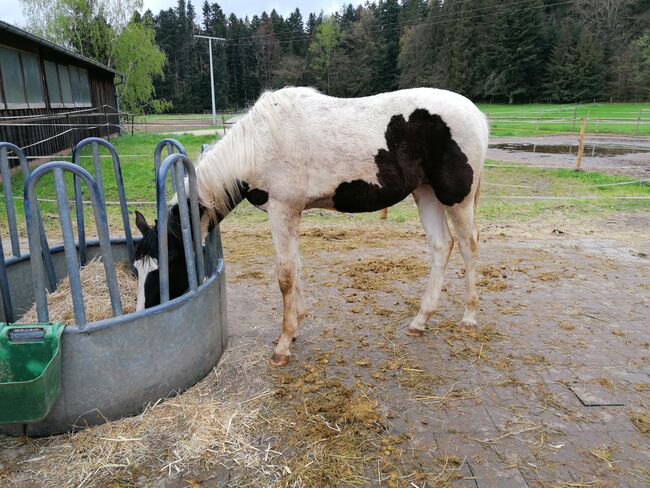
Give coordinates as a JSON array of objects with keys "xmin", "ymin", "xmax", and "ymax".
[{"xmin": 0, "ymin": 138, "xmax": 227, "ymax": 436}]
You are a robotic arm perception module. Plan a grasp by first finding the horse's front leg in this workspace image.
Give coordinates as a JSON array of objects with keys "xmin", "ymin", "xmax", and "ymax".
[{"xmin": 268, "ymin": 200, "xmax": 303, "ymax": 366}]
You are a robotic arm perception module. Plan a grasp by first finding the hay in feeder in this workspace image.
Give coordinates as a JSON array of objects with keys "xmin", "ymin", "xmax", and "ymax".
[{"xmin": 19, "ymin": 259, "xmax": 138, "ymax": 325}]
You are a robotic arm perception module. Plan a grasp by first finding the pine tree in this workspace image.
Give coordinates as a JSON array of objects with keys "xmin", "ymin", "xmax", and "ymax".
[
  {"xmin": 377, "ymin": 0, "xmax": 401, "ymax": 91},
  {"xmin": 544, "ymin": 21, "xmax": 577, "ymax": 102},
  {"xmin": 308, "ymin": 16, "xmax": 342, "ymax": 94},
  {"xmin": 545, "ymin": 22, "xmax": 606, "ymax": 102},
  {"xmin": 572, "ymin": 28, "xmax": 607, "ymax": 101},
  {"xmin": 286, "ymin": 8, "xmax": 306, "ymax": 56},
  {"xmin": 484, "ymin": 0, "xmax": 548, "ymax": 103},
  {"xmin": 332, "ymin": 8, "xmax": 382, "ymax": 96}
]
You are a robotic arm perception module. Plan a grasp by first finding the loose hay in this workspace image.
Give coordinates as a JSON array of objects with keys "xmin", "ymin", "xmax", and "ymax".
[
  {"xmin": 340, "ymin": 256, "xmax": 429, "ymax": 292},
  {"xmin": 631, "ymin": 411, "xmax": 650, "ymax": 434},
  {"xmin": 19, "ymin": 259, "xmax": 138, "ymax": 325}
]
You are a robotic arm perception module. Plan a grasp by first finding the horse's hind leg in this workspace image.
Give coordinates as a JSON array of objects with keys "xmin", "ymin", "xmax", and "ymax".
[
  {"xmin": 448, "ymin": 201, "xmax": 480, "ymax": 329},
  {"xmin": 406, "ymin": 184, "xmax": 454, "ymax": 336},
  {"xmin": 268, "ymin": 200, "xmax": 303, "ymax": 366}
]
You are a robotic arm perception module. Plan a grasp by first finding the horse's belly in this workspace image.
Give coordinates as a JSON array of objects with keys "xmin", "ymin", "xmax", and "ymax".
[{"xmin": 331, "ymin": 180, "xmax": 416, "ymax": 213}]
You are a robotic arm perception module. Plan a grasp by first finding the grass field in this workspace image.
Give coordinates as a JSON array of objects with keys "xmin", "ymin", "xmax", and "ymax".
[
  {"xmin": 2, "ymin": 133, "xmax": 649, "ymax": 241},
  {"xmin": 478, "ymin": 102, "xmax": 650, "ymax": 136},
  {"xmin": 134, "ymin": 103, "xmax": 650, "ymax": 137}
]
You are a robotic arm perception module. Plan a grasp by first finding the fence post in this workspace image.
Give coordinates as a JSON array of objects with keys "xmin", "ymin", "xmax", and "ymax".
[
  {"xmin": 131, "ymin": 114, "xmax": 135, "ymax": 136},
  {"xmin": 66, "ymin": 113, "xmax": 73, "ymax": 153},
  {"xmin": 572, "ymin": 107, "xmax": 577, "ymax": 131},
  {"xmin": 575, "ymin": 117, "xmax": 587, "ymax": 171},
  {"xmin": 104, "ymin": 106, "xmax": 110, "ymax": 141},
  {"xmin": 637, "ymin": 109, "xmax": 642, "ymax": 135}
]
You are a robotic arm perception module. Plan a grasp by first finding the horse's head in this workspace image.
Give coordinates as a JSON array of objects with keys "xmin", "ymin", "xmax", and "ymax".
[{"xmin": 133, "ymin": 206, "xmax": 190, "ymax": 310}]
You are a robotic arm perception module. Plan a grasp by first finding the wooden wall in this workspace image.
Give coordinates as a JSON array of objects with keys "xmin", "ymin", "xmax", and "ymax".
[{"xmin": 0, "ymin": 30, "xmax": 119, "ymax": 163}]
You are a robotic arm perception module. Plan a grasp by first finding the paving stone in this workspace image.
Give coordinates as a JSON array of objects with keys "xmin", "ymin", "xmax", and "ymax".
[
  {"xmin": 452, "ymin": 461, "xmax": 479, "ymax": 487},
  {"xmin": 602, "ymin": 366, "xmax": 650, "ymax": 385},
  {"xmin": 436, "ymin": 405, "xmax": 498, "ymax": 435},
  {"xmin": 568, "ymin": 384, "xmax": 626, "ymax": 406},
  {"xmin": 467, "ymin": 453, "xmax": 528, "ymax": 488}
]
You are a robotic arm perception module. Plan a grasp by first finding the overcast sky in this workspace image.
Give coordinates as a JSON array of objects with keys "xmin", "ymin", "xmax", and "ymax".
[{"xmin": 2, "ymin": 1, "xmax": 346, "ymax": 27}]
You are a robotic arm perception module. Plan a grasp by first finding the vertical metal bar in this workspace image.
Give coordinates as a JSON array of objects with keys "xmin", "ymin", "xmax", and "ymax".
[
  {"xmin": 54, "ymin": 168, "xmax": 86, "ymax": 326},
  {"xmin": 208, "ymin": 38, "xmax": 216, "ymax": 126},
  {"xmin": 111, "ymin": 152, "xmax": 135, "ymax": 265},
  {"xmin": 0, "ymin": 238, "xmax": 15, "ymax": 323},
  {"xmin": 92, "ymin": 142, "xmax": 104, "ymax": 199},
  {"xmin": 166, "ymin": 142, "xmax": 177, "ymax": 193},
  {"xmin": 87, "ymin": 179, "xmax": 122, "ymax": 319},
  {"xmin": 203, "ymin": 227, "xmax": 216, "ymax": 276},
  {"xmin": 173, "ymin": 163, "xmax": 198, "ymax": 291},
  {"xmin": 0, "ymin": 146, "xmax": 21, "ymax": 257},
  {"xmin": 157, "ymin": 178, "xmax": 170, "ymax": 304},
  {"xmin": 186, "ymin": 166, "xmax": 205, "ymax": 283},
  {"xmin": 73, "ymin": 171, "xmax": 87, "ymax": 266},
  {"xmin": 25, "ymin": 172, "xmax": 49, "ymax": 323}
]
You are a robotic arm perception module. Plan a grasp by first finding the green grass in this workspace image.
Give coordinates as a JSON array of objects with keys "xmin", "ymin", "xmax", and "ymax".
[
  {"xmin": 478, "ymin": 102, "xmax": 650, "ymax": 136},
  {"xmin": 1, "ymin": 133, "xmax": 649, "ymax": 241}
]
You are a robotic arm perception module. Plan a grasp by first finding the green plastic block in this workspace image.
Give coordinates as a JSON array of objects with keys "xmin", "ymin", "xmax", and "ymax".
[{"xmin": 0, "ymin": 323, "xmax": 64, "ymax": 424}]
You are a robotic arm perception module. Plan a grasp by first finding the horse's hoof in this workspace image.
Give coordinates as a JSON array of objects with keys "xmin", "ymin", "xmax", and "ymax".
[
  {"xmin": 459, "ymin": 321, "xmax": 479, "ymax": 334},
  {"xmin": 405, "ymin": 327, "xmax": 424, "ymax": 337},
  {"xmin": 270, "ymin": 353, "xmax": 290, "ymax": 366}
]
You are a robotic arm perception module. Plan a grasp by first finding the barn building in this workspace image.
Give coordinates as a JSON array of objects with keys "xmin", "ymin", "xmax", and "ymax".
[{"xmin": 0, "ymin": 20, "xmax": 120, "ymax": 160}]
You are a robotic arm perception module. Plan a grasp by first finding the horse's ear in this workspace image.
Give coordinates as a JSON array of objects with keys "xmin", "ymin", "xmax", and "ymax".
[{"xmin": 134, "ymin": 210, "xmax": 151, "ymax": 235}]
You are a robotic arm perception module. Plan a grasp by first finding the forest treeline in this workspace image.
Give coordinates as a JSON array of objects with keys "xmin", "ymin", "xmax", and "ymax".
[
  {"xmin": 144, "ymin": 0, "xmax": 650, "ymax": 112},
  {"xmin": 20, "ymin": 0, "xmax": 650, "ymax": 112}
]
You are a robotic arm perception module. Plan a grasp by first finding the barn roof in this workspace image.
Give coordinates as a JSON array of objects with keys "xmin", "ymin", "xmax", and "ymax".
[{"xmin": 0, "ymin": 20, "xmax": 116, "ymax": 74}]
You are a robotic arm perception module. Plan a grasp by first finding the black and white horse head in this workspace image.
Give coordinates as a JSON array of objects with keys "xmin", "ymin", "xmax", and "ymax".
[{"xmin": 133, "ymin": 205, "xmax": 200, "ymax": 310}]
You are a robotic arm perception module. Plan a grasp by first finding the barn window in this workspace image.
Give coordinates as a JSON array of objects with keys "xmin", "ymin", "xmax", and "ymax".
[
  {"xmin": 0, "ymin": 46, "xmax": 46, "ymax": 109},
  {"xmin": 78, "ymin": 68, "xmax": 91, "ymax": 105},
  {"xmin": 57, "ymin": 64, "xmax": 74, "ymax": 107},
  {"xmin": 44, "ymin": 60, "xmax": 63, "ymax": 107},
  {"xmin": 44, "ymin": 64, "xmax": 91, "ymax": 108},
  {"xmin": 0, "ymin": 46, "xmax": 28, "ymax": 108},
  {"xmin": 70, "ymin": 66, "xmax": 87, "ymax": 107},
  {"xmin": 21, "ymin": 53, "xmax": 45, "ymax": 108}
]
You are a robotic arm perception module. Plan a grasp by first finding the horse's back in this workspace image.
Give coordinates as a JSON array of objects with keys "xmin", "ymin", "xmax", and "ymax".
[{"xmin": 249, "ymin": 87, "xmax": 487, "ymax": 210}]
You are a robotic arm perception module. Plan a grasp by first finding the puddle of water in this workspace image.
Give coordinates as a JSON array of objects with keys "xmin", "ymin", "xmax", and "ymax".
[{"xmin": 489, "ymin": 143, "xmax": 650, "ymax": 157}]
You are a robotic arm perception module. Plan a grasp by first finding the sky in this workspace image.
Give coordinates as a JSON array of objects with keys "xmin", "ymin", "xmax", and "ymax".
[{"xmin": 1, "ymin": 0, "xmax": 346, "ymax": 27}]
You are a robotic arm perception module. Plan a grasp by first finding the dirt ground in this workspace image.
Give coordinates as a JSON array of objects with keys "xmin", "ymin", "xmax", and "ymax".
[
  {"xmin": 487, "ymin": 134, "xmax": 650, "ymax": 178},
  {"xmin": 0, "ymin": 214, "xmax": 648, "ymax": 487}
]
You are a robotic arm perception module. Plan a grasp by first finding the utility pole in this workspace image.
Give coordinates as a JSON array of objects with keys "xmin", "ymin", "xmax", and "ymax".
[{"xmin": 194, "ymin": 35, "xmax": 226, "ymax": 126}]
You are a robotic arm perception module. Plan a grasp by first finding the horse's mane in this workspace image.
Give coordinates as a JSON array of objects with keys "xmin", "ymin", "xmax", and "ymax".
[{"xmin": 194, "ymin": 87, "xmax": 320, "ymax": 218}]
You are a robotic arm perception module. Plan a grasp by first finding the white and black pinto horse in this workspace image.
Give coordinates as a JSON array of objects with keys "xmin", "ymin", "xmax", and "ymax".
[{"xmin": 134, "ymin": 87, "xmax": 489, "ymax": 366}]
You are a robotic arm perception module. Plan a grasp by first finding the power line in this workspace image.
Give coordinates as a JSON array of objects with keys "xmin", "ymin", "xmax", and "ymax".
[{"xmin": 216, "ymin": 0, "xmax": 579, "ymax": 48}]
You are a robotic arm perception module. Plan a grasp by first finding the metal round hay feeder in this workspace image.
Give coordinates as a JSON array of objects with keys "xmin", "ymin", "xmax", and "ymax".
[{"xmin": 0, "ymin": 139, "xmax": 227, "ymax": 436}]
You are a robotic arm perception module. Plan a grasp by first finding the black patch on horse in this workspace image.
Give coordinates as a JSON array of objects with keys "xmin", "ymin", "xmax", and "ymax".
[
  {"xmin": 332, "ymin": 109, "xmax": 473, "ymax": 212},
  {"xmin": 239, "ymin": 181, "xmax": 269, "ymax": 208}
]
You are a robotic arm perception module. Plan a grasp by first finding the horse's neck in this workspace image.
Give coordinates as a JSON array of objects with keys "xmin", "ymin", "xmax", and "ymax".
[{"xmin": 197, "ymin": 128, "xmax": 255, "ymax": 221}]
